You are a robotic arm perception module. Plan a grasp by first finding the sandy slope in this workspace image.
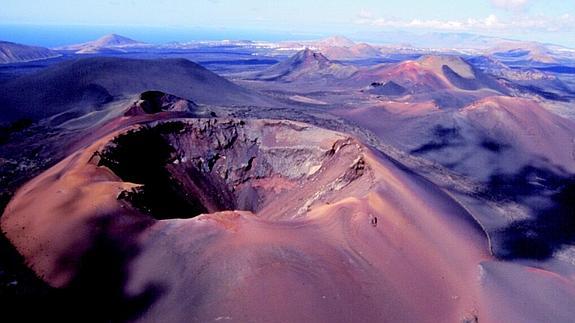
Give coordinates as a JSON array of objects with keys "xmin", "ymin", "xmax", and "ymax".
[
  {"xmin": 458, "ymin": 96, "xmax": 575, "ymax": 173},
  {"xmin": 2, "ymin": 112, "xmax": 574, "ymax": 322},
  {"xmin": 335, "ymin": 95, "xmax": 575, "ymax": 180}
]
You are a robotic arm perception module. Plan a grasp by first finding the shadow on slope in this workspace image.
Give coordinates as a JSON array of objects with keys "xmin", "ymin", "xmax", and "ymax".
[
  {"xmin": 483, "ymin": 166, "xmax": 575, "ymax": 260},
  {"xmin": 0, "ymin": 193, "xmax": 160, "ymax": 322}
]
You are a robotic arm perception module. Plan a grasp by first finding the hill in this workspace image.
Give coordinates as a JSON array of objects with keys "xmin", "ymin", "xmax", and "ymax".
[
  {"xmin": 0, "ymin": 57, "xmax": 271, "ymax": 124},
  {"xmin": 250, "ymin": 49, "xmax": 357, "ymax": 82},
  {"xmin": 57, "ymin": 33, "xmax": 146, "ymax": 54},
  {"xmin": 0, "ymin": 41, "xmax": 61, "ymax": 64}
]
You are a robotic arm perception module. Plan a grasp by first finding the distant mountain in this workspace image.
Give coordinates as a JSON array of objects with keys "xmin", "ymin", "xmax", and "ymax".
[
  {"xmin": 320, "ymin": 42, "xmax": 381, "ymax": 60},
  {"xmin": 370, "ymin": 31, "xmax": 575, "ymax": 60},
  {"xmin": 57, "ymin": 33, "xmax": 147, "ymax": 54},
  {"xmin": 283, "ymin": 36, "xmax": 381, "ymax": 60},
  {"xmin": 0, "ymin": 57, "xmax": 273, "ymax": 124},
  {"xmin": 369, "ymin": 31, "xmax": 500, "ymax": 49},
  {"xmin": 487, "ymin": 41, "xmax": 558, "ymax": 64},
  {"xmin": 0, "ymin": 41, "xmax": 61, "ymax": 64},
  {"xmin": 90, "ymin": 33, "xmax": 142, "ymax": 47},
  {"xmin": 250, "ymin": 49, "xmax": 357, "ymax": 82},
  {"xmin": 314, "ymin": 35, "xmax": 356, "ymax": 48},
  {"xmin": 471, "ymin": 56, "xmax": 556, "ymax": 81},
  {"xmin": 310, "ymin": 36, "xmax": 382, "ymax": 60}
]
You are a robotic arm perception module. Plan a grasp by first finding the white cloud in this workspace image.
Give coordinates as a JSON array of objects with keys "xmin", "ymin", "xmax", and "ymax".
[
  {"xmin": 355, "ymin": 12, "xmax": 575, "ymax": 33},
  {"xmin": 357, "ymin": 14, "xmax": 504, "ymax": 31},
  {"xmin": 358, "ymin": 9, "xmax": 374, "ymax": 19},
  {"xmin": 490, "ymin": 0, "xmax": 529, "ymax": 10}
]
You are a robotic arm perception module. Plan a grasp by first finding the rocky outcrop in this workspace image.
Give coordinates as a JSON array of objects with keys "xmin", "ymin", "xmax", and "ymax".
[{"xmin": 96, "ymin": 119, "xmax": 368, "ymax": 219}]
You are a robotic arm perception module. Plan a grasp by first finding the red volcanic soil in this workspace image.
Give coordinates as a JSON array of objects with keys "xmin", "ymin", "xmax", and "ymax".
[
  {"xmin": 352, "ymin": 60, "xmax": 451, "ymax": 92},
  {"xmin": 350, "ymin": 55, "xmax": 508, "ymax": 97},
  {"xmin": 2, "ymin": 113, "xmax": 575, "ymax": 321},
  {"xmin": 458, "ymin": 96, "xmax": 575, "ymax": 173},
  {"xmin": 335, "ymin": 95, "xmax": 575, "ymax": 180}
]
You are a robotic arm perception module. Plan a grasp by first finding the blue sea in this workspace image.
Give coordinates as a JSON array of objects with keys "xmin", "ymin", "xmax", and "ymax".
[{"xmin": 0, "ymin": 24, "xmax": 325, "ymax": 47}]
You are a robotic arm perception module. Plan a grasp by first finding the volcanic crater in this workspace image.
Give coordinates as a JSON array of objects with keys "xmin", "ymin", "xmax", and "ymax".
[
  {"xmin": 5, "ymin": 87, "xmax": 571, "ymax": 322},
  {"xmin": 1, "ymin": 117, "xmax": 383, "ymax": 292},
  {"xmin": 96, "ymin": 118, "xmax": 369, "ymax": 221}
]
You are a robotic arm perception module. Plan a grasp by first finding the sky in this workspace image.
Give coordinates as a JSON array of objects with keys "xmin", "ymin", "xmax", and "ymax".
[{"xmin": 1, "ymin": 0, "xmax": 574, "ymax": 47}]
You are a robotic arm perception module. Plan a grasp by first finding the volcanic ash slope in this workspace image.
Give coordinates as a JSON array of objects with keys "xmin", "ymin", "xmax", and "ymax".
[{"xmin": 2, "ymin": 118, "xmax": 575, "ymax": 322}]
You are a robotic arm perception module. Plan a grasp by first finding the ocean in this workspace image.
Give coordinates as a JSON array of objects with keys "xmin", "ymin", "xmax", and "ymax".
[{"xmin": 0, "ymin": 24, "xmax": 325, "ymax": 47}]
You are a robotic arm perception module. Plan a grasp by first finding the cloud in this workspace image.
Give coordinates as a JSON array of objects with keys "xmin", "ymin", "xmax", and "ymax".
[
  {"xmin": 490, "ymin": 0, "xmax": 529, "ymax": 10},
  {"xmin": 356, "ymin": 14, "xmax": 502, "ymax": 31},
  {"xmin": 355, "ymin": 12, "xmax": 575, "ymax": 33},
  {"xmin": 357, "ymin": 9, "xmax": 374, "ymax": 19}
]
